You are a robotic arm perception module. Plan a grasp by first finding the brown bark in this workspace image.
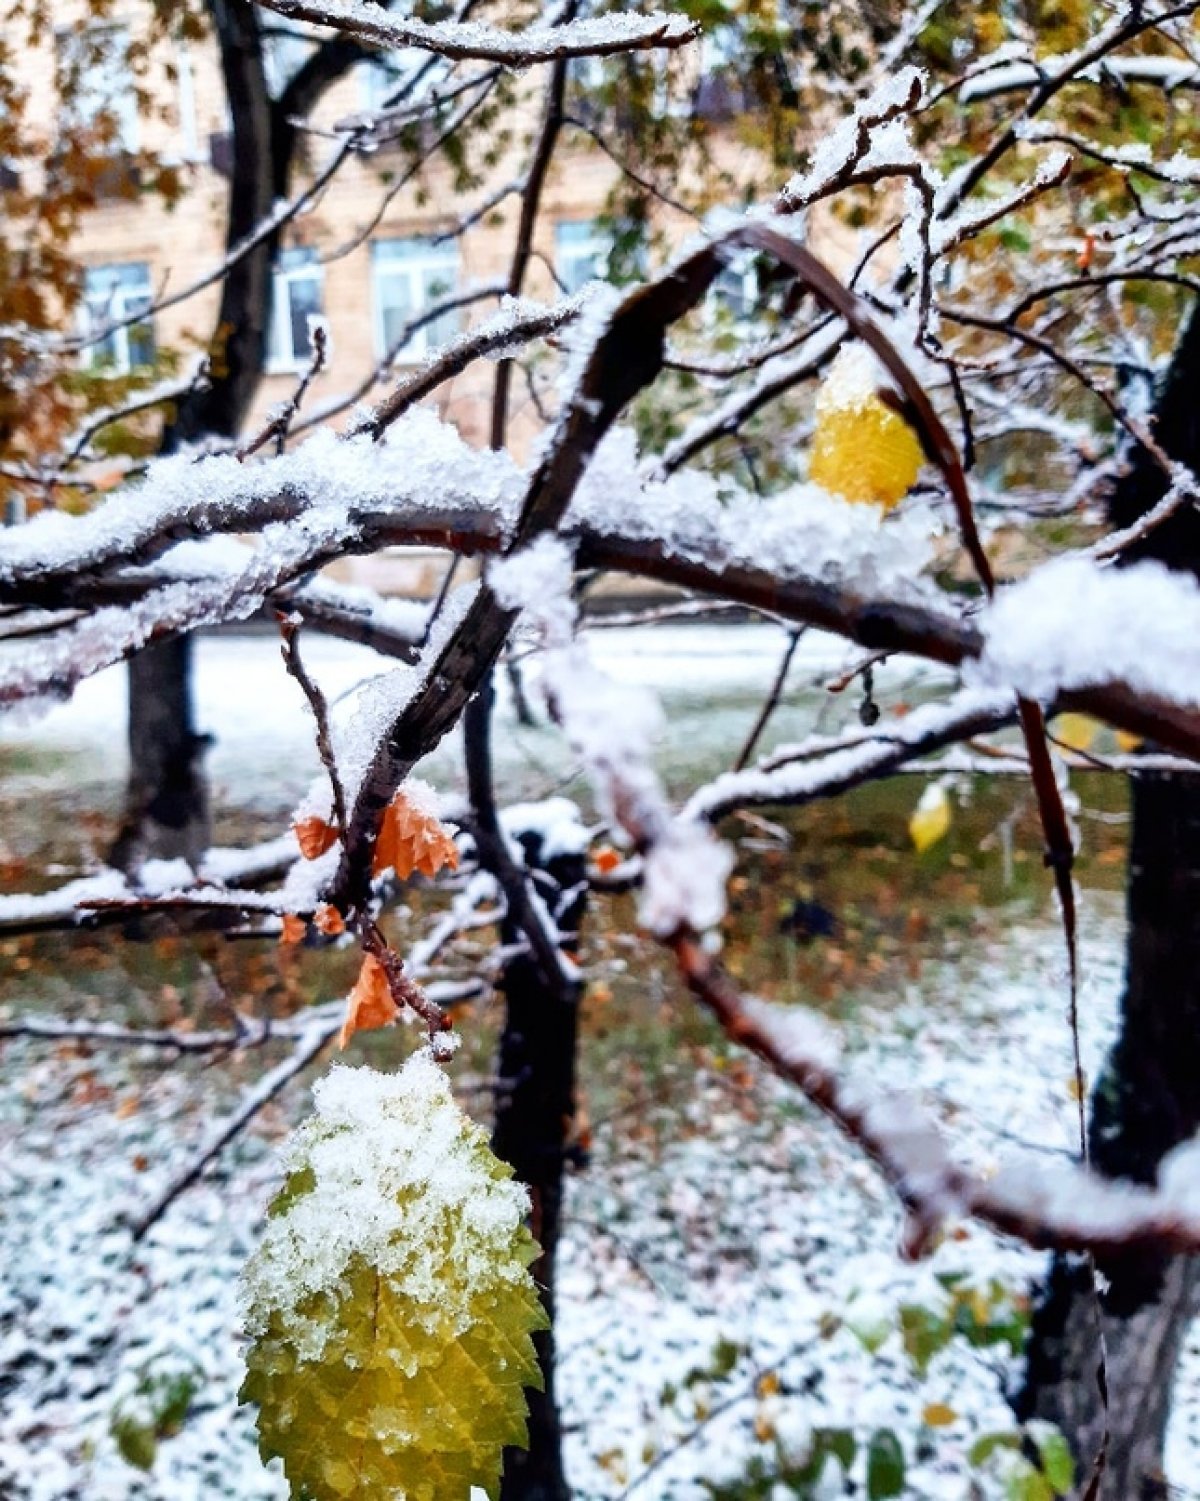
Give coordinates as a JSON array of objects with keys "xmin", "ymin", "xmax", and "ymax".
[
  {"xmin": 1015, "ymin": 307, "xmax": 1200, "ymax": 1497},
  {"xmin": 114, "ymin": 0, "xmax": 369, "ymax": 869}
]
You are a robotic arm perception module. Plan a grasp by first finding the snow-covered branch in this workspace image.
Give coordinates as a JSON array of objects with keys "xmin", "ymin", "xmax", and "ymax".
[{"xmin": 256, "ymin": 0, "xmax": 699, "ymax": 66}]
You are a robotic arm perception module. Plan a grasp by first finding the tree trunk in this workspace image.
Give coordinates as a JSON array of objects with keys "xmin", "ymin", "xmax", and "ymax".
[
  {"xmin": 1015, "ymin": 305, "xmax": 1200, "ymax": 1494},
  {"xmin": 463, "ymin": 683, "xmax": 584, "ymax": 1501},
  {"xmin": 491, "ymin": 868, "xmax": 584, "ymax": 1501},
  {"xmin": 1015, "ymin": 776, "xmax": 1200, "ymax": 1497},
  {"xmin": 110, "ymin": 635, "xmax": 211, "ymax": 869}
]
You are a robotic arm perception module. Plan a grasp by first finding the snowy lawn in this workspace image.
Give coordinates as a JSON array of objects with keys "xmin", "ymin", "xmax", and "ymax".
[{"xmin": 3, "ymin": 625, "xmax": 1192, "ymax": 1498}]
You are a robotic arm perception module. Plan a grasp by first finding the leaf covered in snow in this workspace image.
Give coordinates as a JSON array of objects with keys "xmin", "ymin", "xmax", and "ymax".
[{"xmin": 239, "ymin": 1056, "xmax": 547, "ymax": 1500}]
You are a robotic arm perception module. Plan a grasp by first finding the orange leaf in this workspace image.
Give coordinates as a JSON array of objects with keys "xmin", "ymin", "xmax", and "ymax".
[
  {"xmin": 372, "ymin": 790, "xmax": 459, "ymax": 881},
  {"xmin": 294, "ymin": 815, "xmax": 338, "ymax": 860},
  {"xmin": 279, "ymin": 913, "xmax": 306, "ymax": 945},
  {"xmin": 339, "ymin": 954, "xmax": 398, "ymax": 1049},
  {"xmin": 313, "ymin": 904, "xmax": 345, "ymax": 936}
]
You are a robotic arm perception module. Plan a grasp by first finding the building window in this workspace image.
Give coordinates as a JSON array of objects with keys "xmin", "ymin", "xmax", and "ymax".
[
  {"xmin": 711, "ymin": 252, "xmax": 762, "ymax": 322},
  {"xmin": 554, "ymin": 220, "xmax": 609, "ymax": 295},
  {"xmin": 82, "ymin": 263, "xmax": 154, "ymax": 373},
  {"xmin": 58, "ymin": 24, "xmax": 139, "ymax": 153},
  {"xmin": 372, "ymin": 239, "xmax": 460, "ymax": 362},
  {"xmin": 268, "ymin": 248, "xmax": 323, "ymax": 371},
  {"xmin": 262, "ymin": 22, "xmax": 314, "ymax": 98}
]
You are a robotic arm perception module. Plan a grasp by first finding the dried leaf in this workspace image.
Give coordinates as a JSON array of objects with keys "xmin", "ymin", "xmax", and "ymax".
[
  {"xmin": 313, "ymin": 904, "xmax": 345, "ymax": 937},
  {"xmin": 922, "ymin": 1403, "xmax": 957, "ymax": 1427},
  {"xmin": 279, "ymin": 914, "xmax": 306, "ymax": 946},
  {"xmin": 294, "ymin": 815, "xmax": 338, "ymax": 861},
  {"xmin": 339, "ymin": 954, "xmax": 398, "ymax": 1049},
  {"xmin": 372, "ymin": 789, "xmax": 459, "ymax": 881}
]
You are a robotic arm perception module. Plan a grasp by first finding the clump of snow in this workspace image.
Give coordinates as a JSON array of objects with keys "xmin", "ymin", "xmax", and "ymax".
[
  {"xmin": 1160, "ymin": 1136, "xmax": 1200, "ymax": 1219},
  {"xmin": 500, "ymin": 797, "xmax": 592, "ymax": 861},
  {"xmin": 739, "ymin": 995, "xmax": 842, "ymax": 1075},
  {"xmin": 813, "ymin": 343, "xmax": 897, "ymax": 414},
  {"xmin": 488, "ymin": 534, "xmax": 577, "ymax": 643},
  {"xmin": 240, "ymin": 1055, "xmax": 531, "ymax": 1363},
  {"xmin": 639, "ymin": 821, "xmax": 734, "ymax": 937},
  {"xmin": 973, "ymin": 557, "xmax": 1200, "ymax": 708},
  {"xmin": 572, "ymin": 427, "xmax": 943, "ymax": 604}
]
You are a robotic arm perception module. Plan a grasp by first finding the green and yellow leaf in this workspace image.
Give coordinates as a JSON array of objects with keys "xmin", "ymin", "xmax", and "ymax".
[{"xmin": 239, "ymin": 1054, "xmax": 547, "ymax": 1501}]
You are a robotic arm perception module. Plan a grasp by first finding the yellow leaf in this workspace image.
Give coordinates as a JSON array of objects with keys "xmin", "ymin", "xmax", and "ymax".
[
  {"xmin": 923, "ymin": 1402, "xmax": 957, "ymax": 1427},
  {"xmin": 909, "ymin": 784, "xmax": 952, "ymax": 854},
  {"xmin": 809, "ymin": 346, "xmax": 924, "ymax": 509},
  {"xmin": 1052, "ymin": 713, "xmax": 1099, "ymax": 753},
  {"xmin": 240, "ymin": 1057, "xmax": 548, "ymax": 1501},
  {"xmin": 1115, "ymin": 729, "xmax": 1143, "ymax": 753}
]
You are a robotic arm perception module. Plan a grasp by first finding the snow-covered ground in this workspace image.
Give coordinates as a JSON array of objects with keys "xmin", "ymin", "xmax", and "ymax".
[
  {"xmin": 4, "ymin": 898, "xmax": 1184, "ymax": 1499},
  {"xmin": 3, "ymin": 625, "xmax": 1194, "ymax": 1498},
  {"xmin": 0, "ymin": 624, "xmax": 938, "ymax": 819}
]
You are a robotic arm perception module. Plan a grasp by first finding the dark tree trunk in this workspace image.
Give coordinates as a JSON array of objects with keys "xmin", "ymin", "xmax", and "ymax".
[
  {"xmin": 110, "ymin": 636, "xmax": 211, "ymax": 869},
  {"xmin": 1016, "ymin": 777, "xmax": 1200, "ymax": 1497},
  {"xmin": 1015, "ymin": 307, "xmax": 1200, "ymax": 1495},
  {"xmin": 491, "ymin": 862, "xmax": 585, "ymax": 1501},
  {"xmin": 463, "ymin": 684, "xmax": 583, "ymax": 1501},
  {"xmin": 114, "ymin": 0, "xmax": 365, "ymax": 868}
]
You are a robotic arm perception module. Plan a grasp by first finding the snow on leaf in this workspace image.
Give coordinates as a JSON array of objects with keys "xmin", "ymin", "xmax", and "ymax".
[
  {"xmin": 808, "ymin": 347, "xmax": 924, "ymax": 509},
  {"xmin": 371, "ymin": 783, "xmax": 460, "ymax": 881},
  {"xmin": 338, "ymin": 954, "xmax": 397, "ymax": 1048},
  {"xmin": 313, "ymin": 903, "xmax": 346, "ymax": 937},
  {"xmin": 239, "ymin": 1056, "xmax": 547, "ymax": 1501}
]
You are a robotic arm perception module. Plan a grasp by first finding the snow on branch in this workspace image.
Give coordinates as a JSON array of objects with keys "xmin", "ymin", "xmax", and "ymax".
[
  {"xmin": 256, "ymin": 0, "xmax": 699, "ymax": 67},
  {"xmin": 684, "ymin": 690, "xmax": 1018, "ymax": 824},
  {"xmin": 973, "ymin": 557, "xmax": 1200, "ymax": 714},
  {"xmin": 0, "ymin": 413, "xmax": 522, "ymax": 601},
  {"xmin": 671, "ymin": 933, "xmax": 1200, "ymax": 1262}
]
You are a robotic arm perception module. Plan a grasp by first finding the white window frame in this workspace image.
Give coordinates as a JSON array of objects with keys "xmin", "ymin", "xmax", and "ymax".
[
  {"xmin": 58, "ymin": 23, "xmax": 139, "ymax": 154},
  {"xmin": 81, "ymin": 262, "xmax": 154, "ymax": 374},
  {"xmin": 267, "ymin": 249, "xmax": 324, "ymax": 373},
  {"xmin": 554, "ymin": 219, "xmax": 609, "ymax": 296},
  {"xmin": 371, "ymin": 238, "xmax": 460, "ymax": 363},
  {"xmin": 262, "ymin": 21, "xmax": 315, "ymax": 98},
  {"xmin": 710, "ymin": 253, "xmax": 762, "ymax": 324}
]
